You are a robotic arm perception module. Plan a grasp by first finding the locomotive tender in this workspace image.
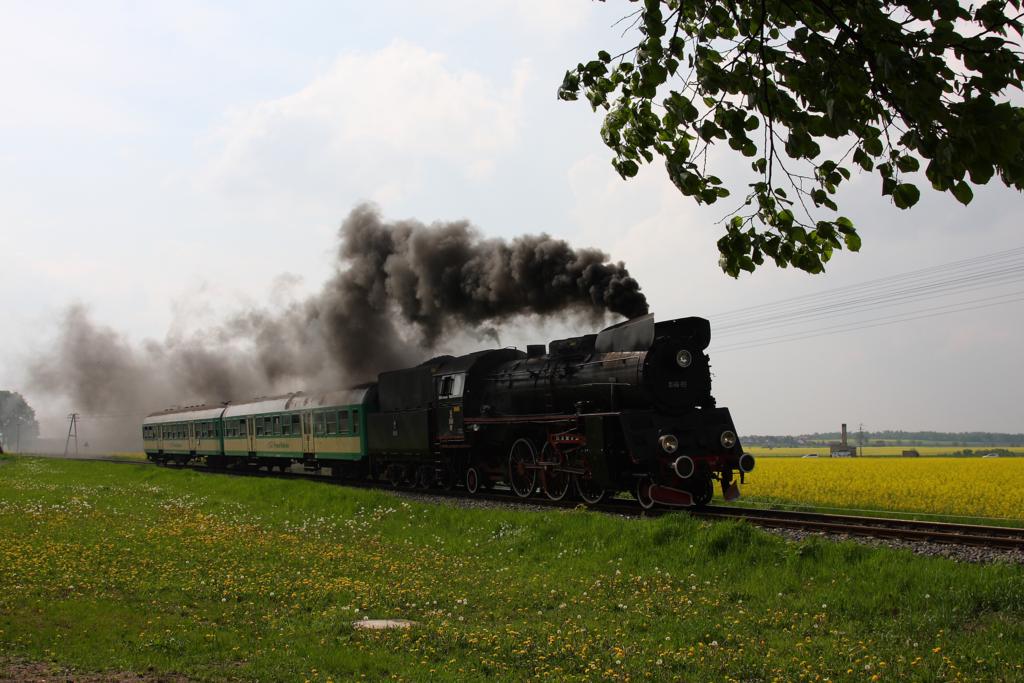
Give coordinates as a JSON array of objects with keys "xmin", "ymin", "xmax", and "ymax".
[{"xmin": 143, "ymin": 314, "xmax": 754, "ymax": 508}]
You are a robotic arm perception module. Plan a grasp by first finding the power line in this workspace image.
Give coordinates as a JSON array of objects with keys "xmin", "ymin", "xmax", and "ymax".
[
  {"xmin": 708, "ymin": 244, "xmax": 1024, "ymax": 353},
  {"xmin": 713, "ymin": 245, "xmax": 1024, "ymax": 323},
  {"xmin": 714, "ymin": 290, "xmax": 1024, "ymax": 353}
]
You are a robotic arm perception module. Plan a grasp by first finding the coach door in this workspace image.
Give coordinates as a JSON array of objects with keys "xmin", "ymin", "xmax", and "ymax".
[
  {"xmin": 301, "ymin": 412, "xmax": 314, "ymax": 454},
  {"xmin": 246, "ymin": 417, "xmax": 256, "ymax": 454}
]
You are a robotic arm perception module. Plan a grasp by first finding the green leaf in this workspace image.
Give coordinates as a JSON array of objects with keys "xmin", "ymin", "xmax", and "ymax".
[
  {"xmin": 893, "ymin": 183, "xmax": 921, "ymax": 209},
  {"xmin": 843, "ymin": 231, "xmax": 862, "ymax": 252},
  {"xmin": 896, "ymin": 155, "xmax": 920, "ymax": 173},
  {"xmin": 952, "ymin": 181, "xmax": 974, "ymax": 205},
  {"xmin": 863, "ymin": 138, "xmax": 883, "ymax": 156},
  {"xmin": 613, "ymin": 158, "xmax": 639, "ymax": 178}
]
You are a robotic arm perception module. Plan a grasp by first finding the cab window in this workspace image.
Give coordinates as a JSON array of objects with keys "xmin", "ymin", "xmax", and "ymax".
[{"xmin": 436, "ymin": 374, "xmax": 465, "ymax": 399}]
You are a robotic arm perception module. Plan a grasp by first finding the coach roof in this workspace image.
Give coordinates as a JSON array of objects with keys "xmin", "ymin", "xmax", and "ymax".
[{"xmin": 144, "ymin": 404, "xmax": 226, "ymax": 425}]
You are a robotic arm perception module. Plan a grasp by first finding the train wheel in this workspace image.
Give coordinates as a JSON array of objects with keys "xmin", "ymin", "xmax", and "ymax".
[
  {"xmin": 691, "ymin": 477, "xmax": 714, "ymax": 507},
  {"xmin": 416, "ymin": 465, "xmax": 433, "ymax": 489},
  {"xmin": 635, "ymin": 477, "xmax": 656, "ymax": 510},
  {"xmin": 465, "ymin": 466, "xmax": 481, "ymax": 494},
  {"xmin": 573, "ymin": 474, "xmax": 606, "ymax": 506},
  {"xmin": 440, "ymin": 465, "xmax": 457, "ymax": 491},
  {"xmin": 540, "ymin": 443, "xmax": 570, "ymax": 501},
  {"xmin": 508, "ymin": 438, "xmax": 538, "ymax": 498}
]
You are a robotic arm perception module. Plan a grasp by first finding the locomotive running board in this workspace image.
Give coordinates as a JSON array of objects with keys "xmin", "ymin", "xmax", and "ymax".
[{"xmin": 648, "ymin": 485, "xmax": 694, "ymax": 507}]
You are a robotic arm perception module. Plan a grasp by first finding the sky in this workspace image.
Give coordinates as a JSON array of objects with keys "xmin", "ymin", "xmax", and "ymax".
[{"xmin": 1, "ymin": 0, "xmax": 1022, "ymax": 440}]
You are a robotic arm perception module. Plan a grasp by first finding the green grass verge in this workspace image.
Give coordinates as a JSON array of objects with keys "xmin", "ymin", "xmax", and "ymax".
[{"xmin": 1, "ymin": 458, "xmax": 1022, "ymax": 682}]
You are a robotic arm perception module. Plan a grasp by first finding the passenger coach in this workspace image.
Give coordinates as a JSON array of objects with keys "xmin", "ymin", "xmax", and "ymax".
[{"xmin": 143, "ymin": 388, "xmax": 373, "ymax": 471}]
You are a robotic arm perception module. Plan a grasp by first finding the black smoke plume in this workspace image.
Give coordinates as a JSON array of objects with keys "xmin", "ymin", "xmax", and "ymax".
[{"xmin": 29, "ymin": 204, "xmax": 647, "ymax": 445}]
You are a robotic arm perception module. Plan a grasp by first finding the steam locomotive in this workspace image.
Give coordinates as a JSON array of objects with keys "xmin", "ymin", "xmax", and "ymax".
[{"xmin": 143, "ymin": 314, "xmax": 753, "ymax": 508}]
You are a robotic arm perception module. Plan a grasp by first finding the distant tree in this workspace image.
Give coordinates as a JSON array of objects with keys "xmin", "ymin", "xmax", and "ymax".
[
  {"xmin": 0, "ymin": 391, "xmax": 40, "ymax": 451},
  {"xmin": 559, "ymin": 0, "xmax": 1024, "ymax": 276}
]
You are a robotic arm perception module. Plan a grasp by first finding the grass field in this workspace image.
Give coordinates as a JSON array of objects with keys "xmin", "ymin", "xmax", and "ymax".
[
  {"xmin": 1, "ymin": 455, "xmax": 1023, "ymax": 681},
  {"xmin": 746, "ymin": 446, "xmax": 1024, "ymax": 457},
  {"xmin": 742, "ymin": 457, "xmax": 1024, "ymax": 521}
]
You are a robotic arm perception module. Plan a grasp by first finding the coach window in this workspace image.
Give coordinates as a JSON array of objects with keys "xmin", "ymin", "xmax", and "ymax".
[
  {"xmin": 255, "ymin": 419, "xmax": 264, "ymax": 436},
  {"xmin": 352, "ymin": 409, "xmax": 360, "ymax": 435},
  {"xmin": 314, "ymin": 412, "xmax": 326, "ymax": 436},
  {"xmin": 240, "ymin": 420, "xmax": 248, "ymax": 437},
  {"xmin": 325, "ymin": 411, "xmax": 338, "ymax": 435},
  {"xmin": 273, "ymin": 415, "xmax": 282, "ymax": 436},
  {"xmin": 291, "ymin": 414, "xmax": 301, "ymax": 436},
  {"xmin": 281, "ymin": 415, "xmax": 291, "ymax": 436},
  {"xmin": 338, "ymin": 410, "xmax": 350, "ymax": 434}
]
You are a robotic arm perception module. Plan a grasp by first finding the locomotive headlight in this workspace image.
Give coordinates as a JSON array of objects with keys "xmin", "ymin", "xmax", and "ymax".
[
  {"xmin": 675, "ymin": 349, "xmax": 693, "ymax": 368},
  {"xmin": 720, "ymin": 430, "xmax": 737, "ymax": 449},
  {"xmin": 659, "ymin": 434, "xmax": 679, "ymax": 454}
]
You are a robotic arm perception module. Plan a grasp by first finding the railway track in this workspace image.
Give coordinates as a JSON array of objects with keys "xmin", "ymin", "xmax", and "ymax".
[{"xmin": 18, "ymin": 454, "xmax": 1024, "ymax": 550}]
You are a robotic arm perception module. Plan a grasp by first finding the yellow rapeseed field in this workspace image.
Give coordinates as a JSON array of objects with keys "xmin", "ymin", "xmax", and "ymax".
[
  {"xmin": 746, "ymin": 445, "xmax": 1024, "ymax": 457},
  {"xmin": 742, "ymin": 457, "xmax": 1024, "ymax": 520}
]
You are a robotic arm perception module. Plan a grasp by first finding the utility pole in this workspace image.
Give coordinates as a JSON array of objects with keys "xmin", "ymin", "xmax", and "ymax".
[
  {"xmin": 64, "ymin": 413, "xmax": 79, "ymax": 457},
  {"xmin": 858, "ymin": 423, "xmax": 866, "ymax": 456}
]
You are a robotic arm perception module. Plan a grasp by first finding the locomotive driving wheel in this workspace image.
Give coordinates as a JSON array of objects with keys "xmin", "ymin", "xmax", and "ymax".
[
  {"xmin": 539, "ymin": 442, "xmax": 570, "ymax": 501},
  {"xmin": 508, "ymin": 438, "xmax": 538, "ymax": 498},
  {"xmin": 691, "ymin": 476, "xmax": 714, "ymax": 507},
  {"xmin": 573, "ymin": 473, "xmax": 606, "ymax": 506}
]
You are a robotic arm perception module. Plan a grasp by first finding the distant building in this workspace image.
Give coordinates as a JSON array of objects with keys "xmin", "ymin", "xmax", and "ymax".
[
  {"xmin": 830, "ymin": 423, "xmax": 857, "ymax": 457},
  {"xmin": 902, "ymin": 449, "xmax": 920, "ymax": 457}
]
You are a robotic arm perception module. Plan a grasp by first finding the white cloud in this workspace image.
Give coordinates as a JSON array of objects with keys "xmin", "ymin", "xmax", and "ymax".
[{"xmin": 200, "ymin": 41, "xmax": 530, "ymax": 206}]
